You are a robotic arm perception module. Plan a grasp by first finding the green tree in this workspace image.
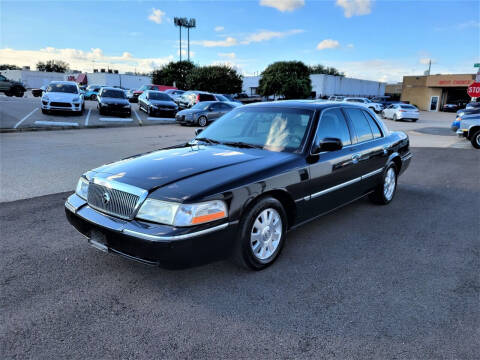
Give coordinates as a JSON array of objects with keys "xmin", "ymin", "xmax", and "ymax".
[
  {"xmin": 0, "ymin": 64, "xmax": 21, "ymax": 70},
  {"xmin": 36, "ymin": 60, "xmax": 69, "ymax": 73},
  {"xmin": 151, "ymin": 61, "xmax": 196, "ymax": 90},
  {"xmin": 309, "ymin": 64, "xmax": 344, "ymax": 77},
  {"xmin": 258, "ymin": 61, "xmax": 312, "ymax": 99},
  {"xmin": 186, "ymin": 65, "xmax": 242, "ymax": 94}
]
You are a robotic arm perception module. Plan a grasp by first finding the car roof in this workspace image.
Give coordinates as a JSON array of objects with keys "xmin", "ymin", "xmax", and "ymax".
[
  {"xmin": 49, "ymin": 81, "xmax": 78, "ymax": 85},
  {"xmin": 242, "ymin": 100, "xmax": 376, "ymax": 111}
]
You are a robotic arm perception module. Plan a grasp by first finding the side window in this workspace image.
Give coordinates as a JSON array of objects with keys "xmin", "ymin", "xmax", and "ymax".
[
  {"xmin": 362, "ymin": 111, "xmax": 383, "ymax": 138},
  {"xmin": 345, "ymin": 108, "xmax": 374, "ymax": 143},
  {"xmin": 0, "ymin": 75, "xmax": 6, "ymax": 81},
  {"xmin": 314, "ymin": 108, "xmax": 352, "ymax": 147}
]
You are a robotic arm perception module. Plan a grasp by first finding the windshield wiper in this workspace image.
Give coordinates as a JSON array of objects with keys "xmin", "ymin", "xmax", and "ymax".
[
  {"xmin": 221, "ymin": 141, "xmax": 263, "ymax": 149},
  {"xmin": 194, "ymin": 137, "xmax": 220, "ymax": 145}
]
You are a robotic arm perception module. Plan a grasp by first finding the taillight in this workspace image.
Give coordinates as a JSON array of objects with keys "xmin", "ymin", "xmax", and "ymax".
[
  {"xmin": 196, "ymin": 94, "xmax": 200, "ymax": 103},
  {"xmin": 399, "ymin": 110, "xmax": 406, "ymax": 112}
]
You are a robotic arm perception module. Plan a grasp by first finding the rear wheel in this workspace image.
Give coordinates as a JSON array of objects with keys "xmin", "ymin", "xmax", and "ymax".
[
  {"xmin": 369, "ymin": 164, "xmax": 397, "ymax": 205},
  {"xmin": 232, "ymin": 197, "xmax": 287, "ymax": 270},
  {"xmin": 41, "ymin": 108, "xmax": 49, "ymax": 114},
  {"xmin": 198, "ymin": 116, "xmax": 208, "ymax": 127},
  {"xmin": 470, "ymin": 129, "xmax": 480, "ymax": 149},
  {"xmin": 13, "ymin": 87, "xmax": 24, "ymax": 97}
]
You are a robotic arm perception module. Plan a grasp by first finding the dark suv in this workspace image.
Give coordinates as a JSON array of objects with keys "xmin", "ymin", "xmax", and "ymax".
[
  {"xmin": 176, "ymin": 91, "xmax": 217, "ymax": 109},
  {"xmin": 0, "ymin": 73, "xmax": 26, "ymax": 97}
]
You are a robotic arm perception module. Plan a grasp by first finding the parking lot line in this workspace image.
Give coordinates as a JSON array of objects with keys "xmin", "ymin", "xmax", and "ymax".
[
  {"xmin": 133, "ymin": 110, "xmax": 142, "ymax": 125},
  {"xmin": 14, "ymin": 108, "xmax": 38, "ymax": 129},
  {"xmin": 34, "ymin": 121, "xmax": 79, "ymax": 127},
  {"xmin": 147, "ymin": 117, "xmax": 176, "ymax": 122},
  {"xmin": 84, "ymin": 109, "xmax": 91, "ymax": 126},
  {"xmin": 99, "ymin": 117, "xmax": 133, "ymax": 122}
]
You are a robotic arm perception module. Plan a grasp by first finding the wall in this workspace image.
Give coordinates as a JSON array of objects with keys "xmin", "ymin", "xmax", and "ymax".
[
  {"xmin": 87, "ymin": 73, "xmax": 150, "ymax": 90},
  {"xmin": 1, "ymin": 70, "xmax": 66, "ymax": 88},
  {"xmin": 242, "ymin": 74, "xmax": 386, "ymax": 97}
]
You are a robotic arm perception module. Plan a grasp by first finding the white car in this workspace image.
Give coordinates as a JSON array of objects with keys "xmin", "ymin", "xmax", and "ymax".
[
  {"xmin": 381, "ymin": 104, "xmax": 419, "ymax": 122},
  {"xmin": 41, "ymin": 81, "xmax": 84, "ymax": 114},
  {"xmin": 343, "ymin": 97, "xmax": 383, "ymax": 113}
]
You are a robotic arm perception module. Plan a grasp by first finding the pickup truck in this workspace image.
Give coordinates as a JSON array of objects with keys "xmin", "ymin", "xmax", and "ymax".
[{"xmin": 0, "ymin": 73, "xmax": 26, "ymax": 97}]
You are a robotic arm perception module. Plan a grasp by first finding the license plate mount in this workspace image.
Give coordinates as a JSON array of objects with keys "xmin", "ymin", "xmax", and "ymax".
[{"xmin": 89, "ymin": 230, "xmax": 108, "ymax": 253}]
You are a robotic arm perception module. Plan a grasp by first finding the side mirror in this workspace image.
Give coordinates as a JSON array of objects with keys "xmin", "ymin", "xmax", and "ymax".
[
  {"xmin": 195, "ymin": 128, "xmax": 203, "ymax": 136},
  {"xmin": 312, "ymin": 138, "xmax": 343, "ymax": 154}
]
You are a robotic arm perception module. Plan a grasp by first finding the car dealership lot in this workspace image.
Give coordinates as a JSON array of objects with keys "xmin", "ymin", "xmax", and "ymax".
[{"xmin": 1, "ymin": 108, "xmax": 478, "ymax": 359}]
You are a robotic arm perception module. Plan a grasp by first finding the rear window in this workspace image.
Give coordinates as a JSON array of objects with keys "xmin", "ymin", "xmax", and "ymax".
[
  {"xmin": 199, "ymin": 93, "xmax": 216, "ymax": 101},
  {"xmin": 149, "ymin": 92, "xmax": 171, "ymax": 101},
  {"xmin": 400, "ymin": 105, "xmax": 416, "ymax": 110}
]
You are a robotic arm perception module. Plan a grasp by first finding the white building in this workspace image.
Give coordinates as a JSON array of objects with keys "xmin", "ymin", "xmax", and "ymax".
[
  {"xmin": 242, "ymin": 74, "xmax": 386, "ymax": 98},
  {"xmin": 0, "ymin": 69, "xmax": 150, "ymax": 90}
]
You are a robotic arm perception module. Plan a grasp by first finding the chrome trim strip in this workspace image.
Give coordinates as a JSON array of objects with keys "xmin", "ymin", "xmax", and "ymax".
[
  {"xmin": 310, "ymin": 177, "xmax": 362, "ymax": 199},
  {"xmin": 122, "ymin": 223, "xmax": 230, "ymax": 241},
  {"xmin": 401, "ymin": 153, "xmax": 413, "ymax": 161},
  {"xmin": 361, "ymin": 168, "xmax": 383, "ymax": 180},
  {"xmin": 65, "ymin": 200, "xmax": 76, "ymax": 213}
]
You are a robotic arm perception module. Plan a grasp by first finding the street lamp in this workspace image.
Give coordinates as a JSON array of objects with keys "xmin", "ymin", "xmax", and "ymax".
[{"xmin": 174, "ymin": 17, "xmax": 196, "ymax": 62}]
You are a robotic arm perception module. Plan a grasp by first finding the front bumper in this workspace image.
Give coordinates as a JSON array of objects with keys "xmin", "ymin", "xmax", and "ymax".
[
  {"xmin": 151, "ymin": 108, "xmax": 177, "ymax": 117},
  {"xmin": 457, "ymin": 129, "xmax": 468, "ymax": 138},
  {"xmin": 99, "ymin": 105, "xmax": 131, "ymax": 115},
  {"xmin": 65, "ymin": 193, "xmax": 235, "ymax": 266},
  {"xmin": 41, "ymin": 102, "xmax": 82, "ymax": 112}
]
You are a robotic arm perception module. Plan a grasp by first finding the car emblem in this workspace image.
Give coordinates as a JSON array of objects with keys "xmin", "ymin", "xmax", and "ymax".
[{"xmin": 102, "ymin": 192, "xmax": 111, "ymax": 205}]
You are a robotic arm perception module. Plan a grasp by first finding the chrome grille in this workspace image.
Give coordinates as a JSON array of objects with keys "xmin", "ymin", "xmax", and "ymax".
[{"xmin": 87, "ymin": 181, "xmax": 143, "ymax": 219}]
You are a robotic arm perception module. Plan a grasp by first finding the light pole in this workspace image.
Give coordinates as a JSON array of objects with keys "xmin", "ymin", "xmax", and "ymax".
[{"xmin": 174, "ymin": 17, "xmax": 196, "ymax": 62}]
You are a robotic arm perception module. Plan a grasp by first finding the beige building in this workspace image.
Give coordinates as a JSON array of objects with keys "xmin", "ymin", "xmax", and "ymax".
[{"xmin": 401, "ymin": 74, "xmax": 475, "ymax": 111}]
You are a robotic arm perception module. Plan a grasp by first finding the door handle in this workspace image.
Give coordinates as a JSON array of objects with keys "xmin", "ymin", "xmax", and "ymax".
[{"xmin": 351, "ymin": 153, "xmax": 361, "ymax": 164}]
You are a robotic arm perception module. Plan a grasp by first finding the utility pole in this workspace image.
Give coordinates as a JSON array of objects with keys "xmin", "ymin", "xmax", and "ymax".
[{"xmin": 174, "ymin": 17, "xmax": 196, "ymax": 62}]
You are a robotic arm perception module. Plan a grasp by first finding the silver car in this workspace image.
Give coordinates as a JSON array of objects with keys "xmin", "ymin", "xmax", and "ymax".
[
  {"xmin": 382, "ymin": 104, "xmax": 419, "ymax": 122},
  {"xmin": 457, "ymin": 113, "xmax": 480, "ymax": 149},
  {"xmin": 175, "ymin": 101, "xmax": 241, "ymax": 127}
]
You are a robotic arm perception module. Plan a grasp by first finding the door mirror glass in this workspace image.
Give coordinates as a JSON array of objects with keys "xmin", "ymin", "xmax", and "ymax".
[{"xmin": 312, "ymin": 138, "xmax": 343, "ymax": 154}]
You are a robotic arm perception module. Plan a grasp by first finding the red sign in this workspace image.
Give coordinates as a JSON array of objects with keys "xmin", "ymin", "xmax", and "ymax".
[{"xmin": 467, "ymin": 82, "xmax": 480, "ymax": 98}]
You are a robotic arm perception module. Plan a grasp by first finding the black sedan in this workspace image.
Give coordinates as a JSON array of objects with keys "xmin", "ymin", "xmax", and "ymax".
[
  {"xmin": 138, "ymin": 90, "xmax": 178, "ymax": 117},
  {"xmin": 175, "ymin": 101, "xmax": 240, "ymax": 126},
  {"xmin": 97, "ymin": 87, "xmax": 131, "ymax": 116},
  {"xmin": 65, "ymin": 102, "xmax": 411, "ymax": 270}
]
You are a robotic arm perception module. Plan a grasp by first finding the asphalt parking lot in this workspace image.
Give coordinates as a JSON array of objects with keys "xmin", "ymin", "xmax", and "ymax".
[
  {"xmin": 1, "ymin": 108, "xmax": 479, "ymax": 359},
  {"xmin": 0, "ymin": 95, "xmax": 175, "ymax": 131}
]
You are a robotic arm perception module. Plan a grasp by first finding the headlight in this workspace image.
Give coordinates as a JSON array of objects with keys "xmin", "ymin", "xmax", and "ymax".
[
  {"xmin": 75, "ymin": 177, "xmax": 89, "ymax": 200},
  {"xmin": 458, "ymin": 112, "xmax": 465, "ymax": 117},
  {"xmin": 124, "ymin": 104, "xmax": 130, "ymax": 108},
  {"xmin": 72, "ymin": 97, "xmax": 80, "ymax": 102},
  {"xmin": 42, "ymin": 95, "xmax": 49, "ymax": 101},
  {"xmin": 136, "ymin": 199, "xmax": 227, "ymax": 226}
]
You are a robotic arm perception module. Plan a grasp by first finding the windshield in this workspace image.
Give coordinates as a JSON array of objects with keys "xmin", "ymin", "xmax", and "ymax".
[
  {"xmin": 46, "ymin": 83, "xmax": 78, "ymax": 94},
  {"xmin": 400, "ymin": 105, "xmax": 416, "ymax": 110},
  {"xmin": 191, "ymin": 102, "xmax": 212, "ymax": 110},
  {"xmin": 149, "ymin": 92, "xmax": 171, "ymax": 101},
  {"xmin": 196, "ymin": 107, "xmax": 313, "ymax": 152},
  {"xmin": 101, "ymin": 89, "xmax": 125, "ymax": 98}
]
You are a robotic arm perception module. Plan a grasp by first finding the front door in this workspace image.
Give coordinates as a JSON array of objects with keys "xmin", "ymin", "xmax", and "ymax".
[
  {"xmin": 430, "ymin": 96, "xmax": 439, "ymax": 111},
  {"xmin": 0, "ymin": 75, "xmax": 9, "ymax": 91},
  {"xmin": 305, "ymin": 107, "xmax": 360, "ymax": 215}
]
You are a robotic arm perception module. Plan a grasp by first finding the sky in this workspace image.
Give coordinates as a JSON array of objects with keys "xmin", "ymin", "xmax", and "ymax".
[{"xmin": 0, "ymin": 0, "xmax": 479, "ymax": 83}]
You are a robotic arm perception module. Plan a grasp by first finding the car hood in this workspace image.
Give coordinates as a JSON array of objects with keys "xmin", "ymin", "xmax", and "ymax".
[
  {"xmin": 43, "ymin": 92, "xmax": 79, "ymax": 101},
  {"xmin": 90, "ymin": 144, "xmax": 297, "ymax": 199},
  {"xmin": 99, "ymin": 97, "xmax": 129, "ymax": 105},
  {"xmin": 150, "ymin": 100, "xmax": 176, "ymax": 107}
]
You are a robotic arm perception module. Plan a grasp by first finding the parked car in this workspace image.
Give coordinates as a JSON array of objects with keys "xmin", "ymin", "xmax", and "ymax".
[
  {"xmin": 0, "ymin": 73, "xmax": 26, "ymax": 97},
  {"xmin": 65, "ymin": 102, "xmax": 411, "ymax": 269},
  {"xmin": 41, "ymin": 81, "xmax": 84, "ymax": 114},
  {"xmin": 176, "ymin": 91, "xmax": 217, "ymax": 109},
  {"xmin": 465, "ymin": 102, "xmax": 480, "ymax": 111},
  {"xmin": 442, "ymin": 103, "xmax": 459, "ymax": 112},
  {"xmin": 31, "ymin": 85, "xmax": 47, "ymax": 97},
  {"xmin": 328, "ymin": 96, "xmax": 345, "ymax": 101},
  {"xmin": 97, "ymin": 87, "xmax": 131, "ymax": 116},
  {"xmin": 456, "ymin": 107, "xmax": 480, "ymax": 119},
  {"xmin": 456, "ymin": 113, "xmax": 480, "ymax": 149},
  {"xmin": 220, "ymin": 94, "xmax": 241, "ymax": 103},
  {"xmin": 131, "ymin": 84, "xmax": 177, "ymax": 103},
  {"xmin": 164, "ymin": 89, "xmax": 185, "ymax": 101},
  {"xmin": 175, "ymin": 101, "xmax": 240, "ymax": 127},
  {"xmin": 138, "ymin": 90, "xmax": 178, "ymax": 117},
  {"xmin": 342, "ymin": 97, "xmax": 384, "ymax": 113},
  {"xmin": 84, "ymin": 85, "xmax": 102, "ymax": 100},
  {"xmin": 381, "ymin": 104, "xmax": 419, "ymax": 122},
  {"xmin": 213, "ymin": 94, "xmax": 229, "ymax": 102}
]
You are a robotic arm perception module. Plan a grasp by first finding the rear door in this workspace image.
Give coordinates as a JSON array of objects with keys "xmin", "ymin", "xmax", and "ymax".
[
  {"xmin": 305, "ymin": 107, "xmax": 360, "ymax": 215},
  {"xmin": 344, "ymin": 108, "xmax": 389, "ymax": 193}
]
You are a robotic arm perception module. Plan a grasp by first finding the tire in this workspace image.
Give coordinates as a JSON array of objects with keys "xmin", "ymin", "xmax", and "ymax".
[
  {"xmin": 98, "ymin": 107, "xmax": 104, "ymax": 115},
  {"xmin": 91, "ymin": 94, "xmax": 97, "ymax": 101},
  {"xmin": 393, "ymin": 114, "xmax": 398, "ymax": 121},
  {"xmin": 14, "ymin": 87, "xmax": 24, "ymax": 97},
  {"xmin": 5, "ymin": 91, "xmax": 12, "ymax": 97},
  {"xmin": 412, "ymin": 119, "xmax": 417, "ymax": 122},
  {"xmin": 147, "ymin": 106, "xmax": 151, "ymax": 116},
  {"xmin": 369, "ymin": 163, "xmax": 398, "ymax": 205},
  {"xmin": 232, "ymin": 197, "xmax": 287, "ymax": 270},
  {"xmin": 41, "ymin": 108, "xmax": 48, "ymax": 114},
  {"xmin": 470, "ymin": 129, "xmax": 480, "ymax": 149},
  {"xmin": 80, "ymin": 104, "xmax": 85, "ymax": 115},
  {"xmin": 198, "ymin": 116, "xmax": 208, "ymax": 127}
]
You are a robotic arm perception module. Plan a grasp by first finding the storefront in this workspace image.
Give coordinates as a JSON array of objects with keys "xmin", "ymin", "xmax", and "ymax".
[{"xmin": 401, "ymin": 74, "xmax": 475, "ymax": 111}]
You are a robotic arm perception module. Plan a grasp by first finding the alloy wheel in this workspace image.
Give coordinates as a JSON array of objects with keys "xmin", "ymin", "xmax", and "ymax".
[
  {"xmin": 383, "ymin": 167, "xmax": 396, "ymax": 201},
  {"xmin": 250, "ymin": 208, "xmax": 282, "ymax": 261}
]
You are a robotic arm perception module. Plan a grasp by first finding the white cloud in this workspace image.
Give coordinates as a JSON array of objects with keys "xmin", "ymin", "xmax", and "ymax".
[
  {"xmin": 316, "ymin": 39, "xmax": 340, "ymax": 50},
  {"xmin": 218, "ymin": 52, "xmax": 236, "ymax": 59},
  {"xmin": 335, "ymin": 0, "xmax": 372, "ymax": 18},
  {"xmin": 192, "ymin": 37, "xmax": 238, "ymax": 47},
  {"xmin": 148, "ymin": 8, "xmax": 166, "ymax": 24},
  {"xmin": 347, "ymin": 43, "xmax": 354, "ymax": 48},
  {"xmin": 241, "ymin": 29, "xmax": 304, "ymax": 44},
  {"xmin": 214, "ymin": 26, "xmax": 224, "ymax": 32},
  {"xmin": 259, "ymin": 0, "xmax": 305, "ymax": 12},
  {"xmin": 178, "ymin": 49, "xmax": 195, "ymax": 58},
  {"xmin": 0, "ymin": 47, "xmax": 174, "ymax": 73},
  {"xmin": 419, "ymin": 57, "xmax": 436, "ymax": 65}
]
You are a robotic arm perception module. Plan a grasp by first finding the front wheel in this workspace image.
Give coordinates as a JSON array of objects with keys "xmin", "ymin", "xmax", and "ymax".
[
  {"xmin": 470, "ymin": 130, "xmax": 480, "ymax": 149},
  {"xmin": 369, "ymin": 164, "xmax": 397, "ymax": 205},
  {"xmin": 198, "ymin": 116, "xmax": 208, "ymax": 127},
  {"xmin": 232, "ymin": 197, "xmax": 287, "ymax": 270},
  {"xmin": 393, "ymin": 114, "xmax": 398, "ymax": 121}
]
